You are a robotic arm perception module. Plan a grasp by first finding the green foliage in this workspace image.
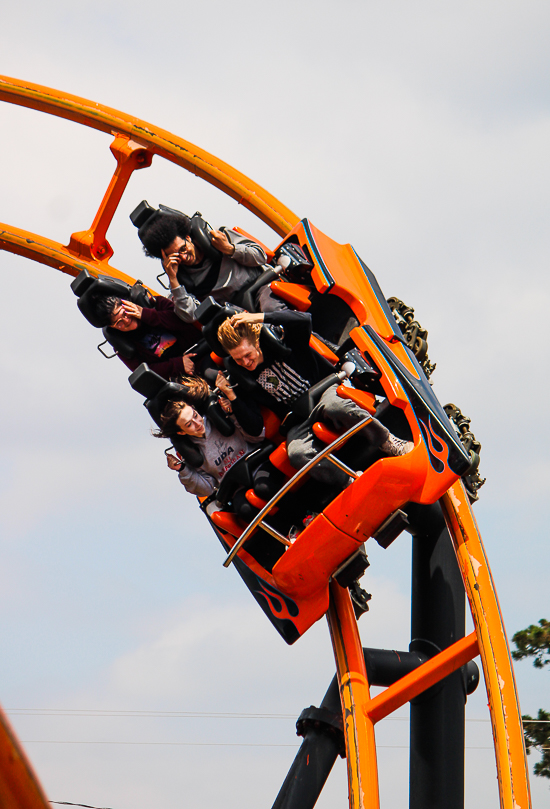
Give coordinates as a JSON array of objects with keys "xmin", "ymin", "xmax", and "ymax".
[
  {"xmin": 522, "ymin": 710, "xmax": 550, "ymax": 779},
  {"xmin": 512, "ymin": 619, "xmax": 550, "ymax": 780},
  {"xmin": 512, "ymin": 619, "xmax": 550, "ymax": 669}
]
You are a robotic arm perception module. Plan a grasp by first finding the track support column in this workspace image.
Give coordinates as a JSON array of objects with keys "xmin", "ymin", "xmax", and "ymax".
[
  {"xmin": 328, "ymin": 580, "xmax": 380, "ymax": 809},
  {"xmin": 408, "ymin": 503, "xmax": 466, "ymax": 809}
]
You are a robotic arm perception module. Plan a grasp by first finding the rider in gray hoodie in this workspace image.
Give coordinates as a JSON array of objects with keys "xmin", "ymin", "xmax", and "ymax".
[{"xmin": 158, "ymin": 373, "xmax": 264, "ymax": 497}]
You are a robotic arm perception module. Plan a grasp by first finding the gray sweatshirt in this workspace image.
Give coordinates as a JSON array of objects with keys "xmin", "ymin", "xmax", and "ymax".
[
  {"xmin": 178, "ymin": 415, "xmax": 264, "ymax": 497},
  {"xmin": 171, "ymin": 228, "xmax": 268, "ymax": 322}
]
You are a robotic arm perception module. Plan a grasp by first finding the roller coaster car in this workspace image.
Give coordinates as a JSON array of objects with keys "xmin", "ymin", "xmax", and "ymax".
[
  {"xmin": 184, "ymin": 220, "xmax": 475, "ymax": 643},
  {"xmin": 129, "ymin": 220, "xmax": 474, "ymax": 645}
]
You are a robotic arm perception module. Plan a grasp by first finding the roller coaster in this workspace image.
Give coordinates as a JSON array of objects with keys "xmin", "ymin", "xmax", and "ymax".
[{"xmin": 0, "ymin": 74, "xmax": 532, "ymax": 809}]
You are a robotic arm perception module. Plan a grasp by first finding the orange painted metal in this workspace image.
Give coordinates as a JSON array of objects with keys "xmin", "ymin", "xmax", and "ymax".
[
  {"xmin": 272, "ymin": 511, "xmax": 361, "ymax": 602},
  {"xmin": 68, "ymin": 134, "xmax": 153, "ymax": 262},
  {"xmin": 336, "ymin": 385, "xmax": 377, "ymax": 415},
  {"xmin": 441, "ymin": 483, "xmax": 532, "ymax": 809},
  {"xmin": 210, "ymin": 511, "xmax": 246, "ymax": 538},
  {"xmin": 309, "ymin": 334, "xmax": 339, "ymax": 364},
  {"xmin": 276, "ymin": 219, "xmax": 425, "ymax": 378},
  {"xmin": 245, "ymin": 489, "xmax": 269, "ymax": 510},
  {"xmin": 312, "ymin": 422, "xmax": 340, "ymax": 444},
  {"xmin": 0, "ymin": 705, "xmax": 50, "ymax": 809},
  {"xmin": 0, "ymin": 221, "xmax": 151, "ymax": 288},
  {"xmin": 271, "ymin": 435, "xmax": 462, "ymax": 603},
  {"xmin": 260, "ymin": 408, "xmax": 283, "ymax": 442},
  {"xmin": 269, "ymin": 280, "xmax": 312, "ymax": 311},
  {"xmin": 366, "ymin": 632, "xmax": 479, "ymax": 724},
  {"xmin": 268, "ymin": 443, "xmax": 295, "ymax": 478},
  {"xmin": 209, "ymin": 514, "xmax": 332, "ymax": 639},
  {"xmin": 327, "ymin": 580, "xmax": 380, "ymax": 809},
  {"xmin": 0, "ymin": 76, "xmax": 532, "ymax": 809},
  {"xmin": 210, "ymin": 352, "xmax": 225, "ymax": 367},
  {"xmin": 0, "ymin": 74, "xmax": 299, "ymax": 238}
]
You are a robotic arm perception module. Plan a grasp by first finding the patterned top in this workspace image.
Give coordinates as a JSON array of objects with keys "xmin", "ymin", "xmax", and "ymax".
[{"xmin": 256, "ymin": 361, "xmax": 310, "ymax": 404}]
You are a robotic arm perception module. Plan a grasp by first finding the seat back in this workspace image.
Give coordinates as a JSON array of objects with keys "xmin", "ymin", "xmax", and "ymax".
[
  {"xmin": 128, "ymin": 363, "xmax": 235, "ymax": 466},
  {"xmin": 71, "ymin": 268, "xmax": 154, "ymax": 329},
  {"xmin": 214, "ymin": 442, "xmax": 275, "ymax": 507},
  {"xmin": 130, "ymin": 200, "xmax": 221, "ymax": 262}
]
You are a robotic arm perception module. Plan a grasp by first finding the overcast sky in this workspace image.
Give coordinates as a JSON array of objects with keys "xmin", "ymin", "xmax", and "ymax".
[{"xmin": 1, "ymin": 2, "xmax": 549, "ymax": 808}]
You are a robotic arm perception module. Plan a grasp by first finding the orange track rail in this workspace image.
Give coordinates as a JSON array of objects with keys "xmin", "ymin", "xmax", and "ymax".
[{"xmin": 0, "ymin": 74, "xmax": 299, "ymax": 238}]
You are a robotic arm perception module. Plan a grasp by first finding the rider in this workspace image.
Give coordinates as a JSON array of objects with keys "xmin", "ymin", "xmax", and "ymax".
[
  {"xmin": 89, "ymin": 291, "xmax": 201, "ymax": 379},
  {"xmin": 217, "ymin": 310, "xmax": 413, "ymax": 487},
  {"xmin": 136, "ymin": 209, "xmax": 285, "ymax": 321},
  {"xmin": 155, "ymin": 374, "xmax": 264, "ymax": 497}
]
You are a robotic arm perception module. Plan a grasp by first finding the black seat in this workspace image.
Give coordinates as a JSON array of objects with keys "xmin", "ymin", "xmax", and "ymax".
[
  {"xmin": 72, "ymin": 268, "xmax": 157, "ymax": 360},
  {"xmin": 194, "ymin": 297, "xmax": 241, "ymax": 357},
  {"xmin": 71, "ymin": 268, "xmax": 154, "ymax": 328},
  {"xmin": 128, "ymin": 363, "xmax": 235, "ymax": 468},
  {"xmin": 214, "ymin": 443, "xmax": 276, "ymax": 508},
  {"xmin": 130, "ymin": 201, "xmax": 221, "ymax": 263}
]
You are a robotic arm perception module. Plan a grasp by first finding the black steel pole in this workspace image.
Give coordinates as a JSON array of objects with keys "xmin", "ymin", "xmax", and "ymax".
[
  {"xmin": 271, "ymin": 501, "xmax": 474, "ymax": 809},
  {"xmin": 271, "ymin": 647, "xmax": 431, "ymax": 809},
  {"xmin": 271, "ymin": 676, "xmax": 343, "ymax": 809},
  {"xmin": 407, "ymin": 502, "xmax": 467, "ymax": 809}
]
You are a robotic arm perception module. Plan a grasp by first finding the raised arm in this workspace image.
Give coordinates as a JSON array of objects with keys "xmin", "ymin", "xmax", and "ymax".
[
  {"xmin": 231, "ymin": 309, "xmax": 313, "ymax": 346},
  {"xmin": 216, "ymin": 371, "xmax": 264, "ymax": 437},
  {"xmin": 220, "ymin": 228, "xmax": 268, "ymax": 267}
]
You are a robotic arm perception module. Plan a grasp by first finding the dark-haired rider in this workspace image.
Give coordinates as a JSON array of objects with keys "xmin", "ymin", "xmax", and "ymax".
[
  {"xmin": 137, "ymin": 210, "xmax": 285, "ymax": 321},
  {"xmin": 155, "ymin": 373, "xmax": 265, "ymax": 497},
  {"xmin": 89, "ymin": 292, "xmax": 201, "ymax": 379}
]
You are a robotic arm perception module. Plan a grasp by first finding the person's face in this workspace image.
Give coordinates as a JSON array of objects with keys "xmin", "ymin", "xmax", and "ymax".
[
  {"xmin": 110, "ymin": 304, "xmax": 139, "ymax": 332},
  {"xmin": 165, "ymin": 236, "xmax": 202, "ymax": 267},
  {"xmin": 176, "ymin": 404, "xmax": 206, "ymax": 437},
  {"xmin": 229, "ymin": 339, "xmax": 263, "ymax": 371}
]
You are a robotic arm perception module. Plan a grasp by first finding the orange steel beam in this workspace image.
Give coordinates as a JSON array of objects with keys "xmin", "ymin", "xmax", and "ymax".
[
  {"xmin": 68, "ymin": 134, "xmax": 153, "ymax": 262},
  {"xmin": 0, "ymin": 74, "xmax": 300, "ymax": 238},
  {"xmin": 366, "ymin": 632, "xmax": 479, "ymax": 724},
  {"xmin": 0, "ymin": 221, "xmax": 149, "ymax": 289},
  {"xmin": 0, "ymin": 706, "xmax": 50, "ymax": 809},
  {"xmin": 441, "ymin": 482, "xmax": 532, "ymax": 809},
  {"xmin": 327, "ymin": 580, "xmax": 380, "ymax": 809}
]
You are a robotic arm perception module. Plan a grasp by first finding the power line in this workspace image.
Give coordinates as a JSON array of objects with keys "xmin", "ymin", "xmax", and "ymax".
[
  {"xmin": 6, "ymin": 708, "xmax": 496, "ymax": 723},
  {"xmin": 7, "ymin": 709, "xmax": 295, "ymax": 719},
  {"xmin": 25, "ymin": 740, "xmax": 300, "ymax": 747},
  {"xmin": 51, "ymin": 803, "xmax": 114, "ymax": 809},
  {"xmin": 21, "ymin": 739, "xmax": 496, "ymax": 749}
]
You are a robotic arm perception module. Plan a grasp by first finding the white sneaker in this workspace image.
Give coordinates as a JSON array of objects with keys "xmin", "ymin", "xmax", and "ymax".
[{"xmin": 380, "ymin": 435, "xmax": 414, "ymax": 456}]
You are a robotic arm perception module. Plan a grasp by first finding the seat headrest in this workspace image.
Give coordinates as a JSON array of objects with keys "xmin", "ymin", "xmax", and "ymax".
[
  {"xmin": 195, "ymin": 297, "xmax": 289, "ymax": 363},
  {"xmin": 194, "ymin": 297, "xmax": 241, "ymax": 357},
  {"xmin": 130, "ymin": 200, "xmax": 220, "ymax": 262},
  {"xmin": 102, "ymin": 326, "xmax": 136, "ymax": 359},
  {"xmin": 259, "ymin": 325, "xmax": 293, "ymax": 361},
  {"xmin": 129, "ymin": 364, "xmax": 192, "ymax": 426},
  {"xmin": 128, "ymin": 363, "xmax": 233, "ymax": 437},
  {"xmin": 172, "ymin": 434, "xmax": 204, "ymax": 469},
  {"xmin": 72, "ymin": 268, "xmax": 153, "ymax": 328}
]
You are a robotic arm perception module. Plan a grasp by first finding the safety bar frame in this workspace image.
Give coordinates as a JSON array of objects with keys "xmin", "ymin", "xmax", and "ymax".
[{"xmin": 222, "ymin": 416, "xmax": 371, "ymax": 568}]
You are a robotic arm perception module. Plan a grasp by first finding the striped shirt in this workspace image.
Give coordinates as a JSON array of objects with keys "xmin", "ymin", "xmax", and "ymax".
[{"xmin": 256, "ymin": 361, "xmax": 310, "ymax": 404}]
